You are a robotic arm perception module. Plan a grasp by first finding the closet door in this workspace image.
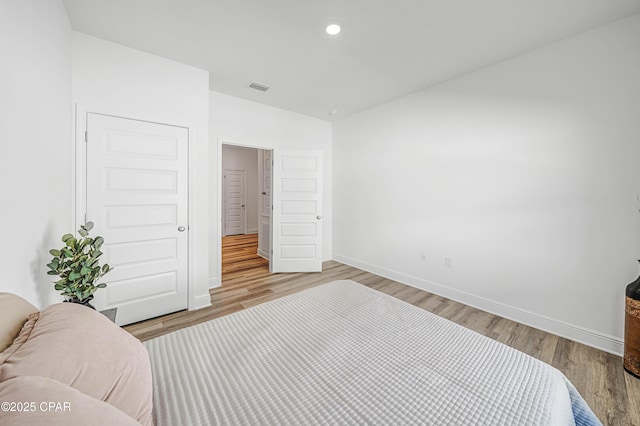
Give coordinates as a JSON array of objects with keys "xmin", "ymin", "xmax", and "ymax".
[{"xmin": 86, "ymin": 113, "xmax": 188, "ymax": 325}]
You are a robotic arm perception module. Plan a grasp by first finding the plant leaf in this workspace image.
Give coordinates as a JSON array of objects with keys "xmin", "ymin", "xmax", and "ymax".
[{"xmin": 94, "ymin": 236, "xmax": 104, "ymax": 248}]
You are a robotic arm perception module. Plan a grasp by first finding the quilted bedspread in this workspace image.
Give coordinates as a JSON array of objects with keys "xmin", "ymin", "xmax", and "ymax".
[{"xmin": 144, "ymin": 280, "xmax": 601, "ymax": 425}]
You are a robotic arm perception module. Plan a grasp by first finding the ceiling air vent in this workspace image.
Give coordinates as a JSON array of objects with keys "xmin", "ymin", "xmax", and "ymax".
[{"xmin": 248, "ymin": 82, "xmax": 270, "ymax": 92}]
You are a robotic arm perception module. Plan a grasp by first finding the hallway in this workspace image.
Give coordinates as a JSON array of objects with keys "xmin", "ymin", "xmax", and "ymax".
[{"xmin": 222, "ymin": 234, "xmax": 269, "ymax": 284}]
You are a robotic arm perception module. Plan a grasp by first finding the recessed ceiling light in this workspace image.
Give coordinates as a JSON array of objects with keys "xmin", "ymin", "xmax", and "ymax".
[{"xmin": 325, "ymin": 24, "xmax": 341, "ymax": 36}]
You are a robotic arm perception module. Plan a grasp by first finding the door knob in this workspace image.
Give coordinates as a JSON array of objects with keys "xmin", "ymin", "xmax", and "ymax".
[
  {"xmin": 178, "ymin": 226, "xmax": 186, "ymax": 232},
  {"xmin": 316, "ymin": 216, "xmax": 322, "ymax": 220}
]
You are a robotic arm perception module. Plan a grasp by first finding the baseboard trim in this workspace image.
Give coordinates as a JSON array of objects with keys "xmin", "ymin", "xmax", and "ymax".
[
  {"xmin": 208, "ymin": 276, "xmax": 220, "ymax": 289},
  {"xmin": 189, "ymin": 292, "xmax": 212, "ymax": 311},
  {"xmin": 257, "ymin": 249, "xmax": 270, "ymax": 260},
  {"xmin": 246, "ymin": 229, "xmax": 258, "ymax": 234},
  {"xmin": 333, "ymin": 254, "xmax": 624, "ymax": 356}
]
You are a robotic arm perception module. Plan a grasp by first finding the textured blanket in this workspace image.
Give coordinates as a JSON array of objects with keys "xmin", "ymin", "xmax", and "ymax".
[{"xmin": 144, "ymin": 280, "xmax": 601, "ymax": 425}]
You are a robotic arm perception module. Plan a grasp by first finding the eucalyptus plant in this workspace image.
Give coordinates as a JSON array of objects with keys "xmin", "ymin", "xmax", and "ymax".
[{"xmin": 47, "ymin": 221, "xmax": 112, "ymax": 303}]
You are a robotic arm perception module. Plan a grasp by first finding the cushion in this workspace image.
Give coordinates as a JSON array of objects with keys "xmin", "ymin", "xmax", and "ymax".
[
  {"xmin": 0, "ymin": 376, "xmax": 140, "ymax": 426},
  {"xmin": 0, "ymin": 293, "xmax": 38, "ymax": 353},
  {"xmin": 0, "ymin": 311, "xmax": 38, "ymax": 365},
  {"xmin": 0, "ymin": 303, "xmax": 153, "ymax": 426}
]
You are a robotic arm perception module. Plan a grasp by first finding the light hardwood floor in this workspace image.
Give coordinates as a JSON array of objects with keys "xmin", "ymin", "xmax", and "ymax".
[
  {"xmin": 221, "ymin": 233, "xmax": 269, "ymax": 275},
  {"xmin": 125, "ymin": 236, "xmax": 640, "ymax": 425}
]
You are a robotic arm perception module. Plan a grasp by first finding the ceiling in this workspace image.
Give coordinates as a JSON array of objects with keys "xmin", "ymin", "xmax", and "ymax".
[{"xmin": 62, "ymin": 0, "xmax": 640, "ymax": 121}]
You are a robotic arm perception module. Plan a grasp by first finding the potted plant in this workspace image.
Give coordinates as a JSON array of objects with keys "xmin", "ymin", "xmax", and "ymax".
[{"xmin": 47, "ymin": 221, "xmax": 112, "ymax": 309}]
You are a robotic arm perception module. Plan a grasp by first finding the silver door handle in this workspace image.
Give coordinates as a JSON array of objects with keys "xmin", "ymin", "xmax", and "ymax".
[
  {"xmin": 178, "ymin": 226, "xmax": 186, "ymax": 232},
  {"xmin": 316, "ymin": 216, "xmax": 322, "ymax": 220}
]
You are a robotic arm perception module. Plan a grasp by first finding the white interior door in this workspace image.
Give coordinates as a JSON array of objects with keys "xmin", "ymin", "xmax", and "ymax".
[
  {"xmin": 271, "ymin": 150, "xmax": 323, "ymax": 273},
  {"xmin": 85, "ymin": 113, "xmax": 188, "ymax": 325},
  {"xmin": 224, "ymin": 169, "xmax": 246, "ymax": 236},
  {"xmin": 257, "ymin": 150, "xmax": 271, "ymax": 259}
]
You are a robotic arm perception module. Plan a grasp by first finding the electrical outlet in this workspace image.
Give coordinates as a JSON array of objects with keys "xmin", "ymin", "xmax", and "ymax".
[
  {"xmin": 420, "ymin": 252, "xmax": 427, "ymax": 262},
  {"xmin": 444, "ymin": 256, "xmax": 453, "ymax": 269}
]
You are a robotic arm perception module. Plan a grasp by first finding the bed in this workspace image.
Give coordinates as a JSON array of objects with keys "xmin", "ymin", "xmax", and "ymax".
[{"xmin": 144, "ymin": 280, "xmax": 601, "ymax": 425}]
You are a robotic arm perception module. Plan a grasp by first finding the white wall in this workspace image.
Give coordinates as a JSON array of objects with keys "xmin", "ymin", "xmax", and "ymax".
[
  {"xmin": 72, "ymin": 33, "xmax": 211, "ymax": 310},
  {"xmin": 0, "ymin": 0, "xmax": 72, "ymax": 308},
  {"xmin": 221, "ymin": 145, "xmax": 259, "ymax": 234},
  {"xmin": 210, "ymin": 91, "xmax": 333, "ymax": 286},
  {"xmin": 333, "ymin": 14, "xmax": 640, "ymax": 355}
]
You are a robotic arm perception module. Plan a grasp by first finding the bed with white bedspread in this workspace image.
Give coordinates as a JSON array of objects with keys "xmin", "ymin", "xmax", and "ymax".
[{"xmin": 144, "ymin": 280, "xmax": 601, "ymax": 425}]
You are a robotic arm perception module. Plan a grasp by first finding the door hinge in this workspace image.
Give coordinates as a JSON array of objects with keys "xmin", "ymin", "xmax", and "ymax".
[{"xmin": 84, "ymin": 131, "xmax": 88, "ymax": 142}]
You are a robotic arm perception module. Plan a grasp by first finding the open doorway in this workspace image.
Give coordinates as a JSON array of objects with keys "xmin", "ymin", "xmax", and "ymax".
[{"xmin": 221, "ymin": 144, "xmax": 271, "ymax": 282}]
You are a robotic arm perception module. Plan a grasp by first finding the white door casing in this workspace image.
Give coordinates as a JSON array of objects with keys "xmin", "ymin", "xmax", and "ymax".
[
  {"xmin": 223, "ymin": 169, "xmax": 246, "ymax": 236},
  {"xmin": 270, "ymin": 150, "xmax": 323, "ymax": 273},
  {"xmin": 85, "ymin": 113, "xmax": 189, "ymax": 325}
]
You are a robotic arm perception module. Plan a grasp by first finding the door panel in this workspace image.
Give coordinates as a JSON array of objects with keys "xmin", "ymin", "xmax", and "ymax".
[
  {"xmin": 271, "ymin": 150, "xmax": 323, "ymax": 273},
  {"xmin": 258, "ymin": 150, "xmax": 272, "ymax": 259},
  {"xmin": 86, "ymin": 113, "xmax": 188, "ymax": 325},
  {"xmin": 224, "ymin": 169, "xmax": 246, "ymax": 236}
]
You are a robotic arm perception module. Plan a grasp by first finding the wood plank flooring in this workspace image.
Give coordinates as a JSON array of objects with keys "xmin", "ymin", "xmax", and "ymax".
[
  {"xmin": 221, "ymin": 234, "xmax": 269, "ymax": 275},
  {"xmin": 125, "ymin": 251, "xmax": 640, "ymax": 425}
]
